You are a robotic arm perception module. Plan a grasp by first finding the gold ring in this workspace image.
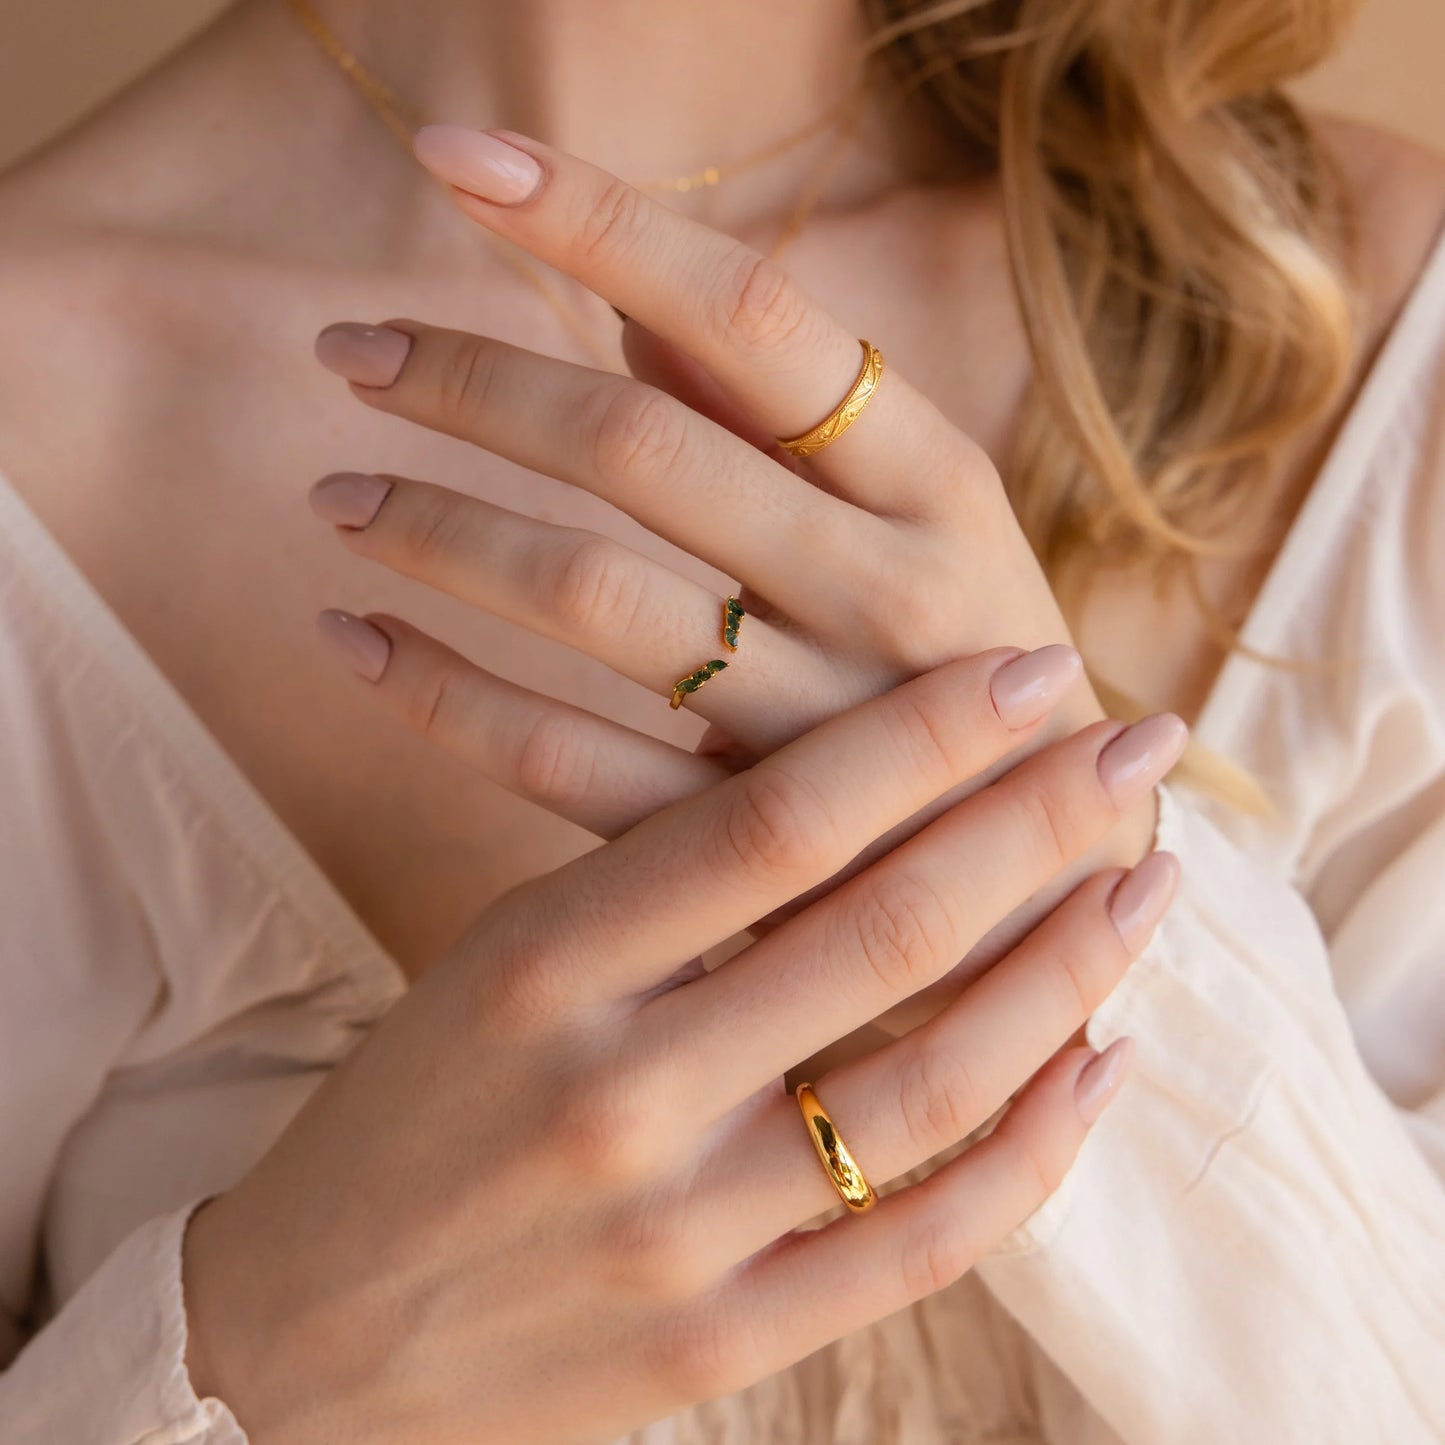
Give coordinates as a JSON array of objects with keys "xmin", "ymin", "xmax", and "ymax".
[
  {"xmin": 669, "ymin": 596, "xmax": 745, "ymax": 710},
  {"xmin": 774, "ymin": 339, "xmax": 884, "ymax": 458},
  {"xmin": 795, "ymin": 1081, "xmax": 877, "ymax": 1213}
]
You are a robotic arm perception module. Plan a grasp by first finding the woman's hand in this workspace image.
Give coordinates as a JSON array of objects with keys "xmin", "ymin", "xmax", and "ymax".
[
  {"xmin": 182, "ymin": 651, "xmax": 1179, "ymax": 1444},
  {"xmin": 308, "ymin": 126, "xmax": 1180, "ymax": 1024}
]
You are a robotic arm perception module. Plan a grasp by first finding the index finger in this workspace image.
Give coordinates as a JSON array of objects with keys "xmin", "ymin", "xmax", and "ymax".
[
  {"xmin": 472, "ymin": 645, "xmax": 1085, "ymax": 1007},
  {"xmin": 410, "ymin": 124, "xmax": 985, "ymax": 519}
]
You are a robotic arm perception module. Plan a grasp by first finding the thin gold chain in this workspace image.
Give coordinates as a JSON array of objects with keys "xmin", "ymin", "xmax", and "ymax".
[{"xmin": 280, "ymin": 0, "xmax": 871, "ymax": 371}]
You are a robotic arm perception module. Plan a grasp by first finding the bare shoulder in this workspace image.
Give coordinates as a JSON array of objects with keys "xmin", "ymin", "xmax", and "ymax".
[{"xmin": 1305, "ymin": 110, "xmax": 1445, "ymax": 341}]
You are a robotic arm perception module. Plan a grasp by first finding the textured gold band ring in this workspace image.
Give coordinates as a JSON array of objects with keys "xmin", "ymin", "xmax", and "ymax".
[
  {"xmin": 669, "ymin": 596, "xmax": 746, "ymax": 710},
  {"xmin": 774, "ymin": 339, "xmax": 884, "ymax": 458},
  {"xmin": 795, "ymin": 1081, "xmax": 878, "ymax": 1213}
]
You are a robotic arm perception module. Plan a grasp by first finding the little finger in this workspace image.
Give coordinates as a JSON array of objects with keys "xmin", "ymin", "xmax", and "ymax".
[
  {"xmin": 666, "ymin": 1040, "xmax": 1134, "ymax": 1404},
  {"xmin": 678, "ymin": 854, "xmax": 1176, "ymax": 1269},
  {"xmin": 314, "ymin": 609, "xmax": 727, "ymax": 838}
]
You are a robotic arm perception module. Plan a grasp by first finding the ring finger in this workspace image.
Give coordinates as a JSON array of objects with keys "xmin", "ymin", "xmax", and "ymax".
[
  {"xmin": 315, "ymin": 318, "xmax": 880, "ymax": 624},
  {"xmin": 670, "ymin": 849, "xmax": 1178, "ymax": 1274},
  {"xmin": 309, "ymin": 469, "xmax": 824, "ymax": 746}
]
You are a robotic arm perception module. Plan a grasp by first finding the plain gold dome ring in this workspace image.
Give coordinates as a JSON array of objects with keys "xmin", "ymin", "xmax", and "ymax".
[
  {"xmin": 795, "ymin": 1081, "xmax": 878, "ymax": 1213},
  {"xmin": 774, "ymin": 339, "xmax": 884, "ymax": 459}
]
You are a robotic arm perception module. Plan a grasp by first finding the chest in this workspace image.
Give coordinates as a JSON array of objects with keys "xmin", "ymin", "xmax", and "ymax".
[{"xmin": 0, "ymin": 216, "xmax": 1304, "ymax": 983}]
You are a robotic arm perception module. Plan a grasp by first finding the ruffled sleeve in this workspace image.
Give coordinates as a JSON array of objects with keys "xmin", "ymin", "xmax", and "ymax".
[{"xmin": 0, "ymin": 1195, "xmax": 249, "ymax": 1444}]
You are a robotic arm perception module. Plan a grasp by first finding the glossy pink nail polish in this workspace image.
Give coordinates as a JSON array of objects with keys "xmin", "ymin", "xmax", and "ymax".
[
  {"xmin": 315, "ymin": 609, "xmax": 391, "ymax": 682},
  {"xmin": 1105, "ymin": 851, "xmax": 1181, "ymax": 951},
  {"xmin": 309, "ymin": 473, "xmax": 394, "ymax": 529},
  {"xmin": 413, "ymin": 126, "xmax": 544, "ymax": 204},
  {"xmin": 990, "ymin": 644, "xmax": 1084, "ymax": 729},
  {"xmin": 1076, "ymin": 1036, "xmax": 1136, "ymax": 1123},
  {"xmin": 314, "ymin": 323, "xmax": 413, "ymax": 388},
  {"xmin": 1096, "ymin": 713, "xmax": 1188, "ymax": 810}
]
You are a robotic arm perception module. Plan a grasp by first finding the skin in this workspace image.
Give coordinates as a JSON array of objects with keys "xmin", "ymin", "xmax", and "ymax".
[
  {"xmin": 179, "ymin": 650, "xmax": 1179, "ymax": 1441},
  {"xmin": 0, "ymin": 3, "xmax": 1443, "ymax": 1426},
  {"xmin": 0, "ymin": 0, "xmax": 1440, "ymax": 990}
]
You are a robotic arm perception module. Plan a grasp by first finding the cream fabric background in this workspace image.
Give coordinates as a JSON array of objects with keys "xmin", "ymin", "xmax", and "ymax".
[{"xmin": 0, "ymin": 0, "xmax": 1441, "ymax": 171}]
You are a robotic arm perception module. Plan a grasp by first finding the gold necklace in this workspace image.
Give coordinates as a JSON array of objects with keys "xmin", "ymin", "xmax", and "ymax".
[{"xmin": 281, "ymin": 0, "xmax": 872, "ymax": 371}]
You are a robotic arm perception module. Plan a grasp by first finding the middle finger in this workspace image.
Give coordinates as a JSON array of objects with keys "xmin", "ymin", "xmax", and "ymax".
[
  {"xmin": 685, "ymin": 851, "xmax": 1176, "ymax": 1272},
  {"xmin": 639, "ymin": 709, "xmax": 1189, "ymax": 1114},
  {"xmin": 315, "ymin": 318, "xmax": 883, "ymax": 625},
  {"xmin": 309, "ymin": 468, "xmax": 828, "ymax": 747}
]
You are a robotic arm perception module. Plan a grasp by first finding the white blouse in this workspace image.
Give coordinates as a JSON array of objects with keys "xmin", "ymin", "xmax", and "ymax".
[{"xmin": 2, "ymin": 223, "xmax": 1444, "ymax": 1445}]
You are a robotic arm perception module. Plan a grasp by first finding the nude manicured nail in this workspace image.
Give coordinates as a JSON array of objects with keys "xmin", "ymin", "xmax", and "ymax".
[
  {"xmin": 413, "ymin": 125, "xmax": 544, "ymax": 204},
  {"xmin": 1106, "ymin": 850, "xmax": 1181, "ymax": 952},
  {"xmin": 1096, "ymin": 713, "xmax": 1188, "ymax": 810},
  {"xmin": 990, "ymin": 644, "xmax": 1084, "ymax": 729},
  {"xmin": 316, "ymin": 608, "xmax": 391, "ymax": 682},
  {"xmin": 1076, "ymin": 1036, "xmax": 1136, "ymax": 1124},
  {"xmin": 314, "ymin": 323, "xmax": 413, "ymax": 388},
  {"xmin": 309, "ymin": 472, "xmax": 394, "ymax": 529}
]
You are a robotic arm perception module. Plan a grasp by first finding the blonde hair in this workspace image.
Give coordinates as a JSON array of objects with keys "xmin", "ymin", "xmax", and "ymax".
[{"xmin": 857, "ymin": 0, "xmax": 1367, "ymax": 817}]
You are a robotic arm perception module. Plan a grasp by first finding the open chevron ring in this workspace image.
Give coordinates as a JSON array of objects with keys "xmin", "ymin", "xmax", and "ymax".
[
  {"xmin": 774, "ymin": 339, "xmax": 884, "ymax": 458},
  {"xmin": 669, "ymin": 596, "xmax": 746, "ymax": 710}
]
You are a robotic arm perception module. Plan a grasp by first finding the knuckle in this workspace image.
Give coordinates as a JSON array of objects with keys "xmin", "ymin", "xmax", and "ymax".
[
  {"xmin": 899, "ymin": 1217, "xmax": 974, "ymax": 1300},
  {"xmin": 647, "ymin": 1308, "xmax": 753, "ymax": 1404},
  {"xmin": 398, "ymin": 656, "xmax": 462, "ymax": 744},
  {"xmin": 852, "ymin": 871, "xmax": 958, "ymax": 996},
  {"xmin": 547, "ymin": 532, "xmax": 644, "ymax": 637},
  {"xmin": 721, "ymin": 769, "xmax": 842, "ymax": 882},
  {"xmin": 514, "ymin": 711, "xmax": 598, "ymax": 807},
  {"xmin": 1013, "ymin": 1129, "xmax": 1069, "ymax": 1201},
  {"xmin": 599, "ymin": 1192, "xmax": 711, "ymax": 1299},
  {"xmin": 435, "ymin": 335, "xmax": 504, "ymax": 426},
  {"xmin": 878, "ymin": 684, "xmax": 966, "ymax": 788},
  {"xmin": 549, "ymin": 1056, "xmax": 665, "ymax": 1188},
  {"xmin": 1049, "ymin": 940, "xmax": 1100, "ymax": 1024},
  {"xmin": 716, "ymin": 252, "xmax": 815, "ymax": 357},
  {"xmin": 897, "ymin": 1045, "xmax": 984, "ymax": 1158},
  {"xmin": 1012, "ymin": 777, "xmax": 1082, "ymax": 874},
  {"xmin": 398, "ymin": 493, "xmax": 468, "ymax": 572},
  {"xmin": 573, "ymin": 177, "xmax": 649, "ymax": 267},
  {"xmin": 473, "ymin": 909, "xmax": 572, "ymax": 1036},
  {"xmin": 589, "ymin": 384, "xmax": 688, "ymax": 486},
  {"xmin": 867, "ymin": 568, "xmax": 953, "ymax": 659}
]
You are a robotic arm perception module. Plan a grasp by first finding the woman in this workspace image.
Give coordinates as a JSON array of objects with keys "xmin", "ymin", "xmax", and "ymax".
[{"xmin": 0, "ymin": 0, "xmax": 1441, "ymax": 1439}]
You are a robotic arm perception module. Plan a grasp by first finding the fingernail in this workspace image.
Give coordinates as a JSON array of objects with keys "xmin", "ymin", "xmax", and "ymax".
[
  {"xmin": 989, "ymin": 644, "xmax": 1084, "ymax": 729},
  {"xmin": 309, "ymin": 472, "xmax": 394, "ymax": 529},
  {"xmin": 314, "ymin": 323, "xmax": 413, "ymax": 388},
  {"xmin": 315, "ymin": 608, "xmax": 391, "ymax": 682},
  {"xmin": 1105, "ymin": 850, "xmax": 1181, "ymax": 951},
  {"xmin": 412, "ymin": 125, "xmax": 544, "ymax": 205},
  {"xmin": 1096, "ymin": 713, "xmax": 1188, "ymax": 810},
  {"xmin": 1075, "ymin": 1036, "xmax": 1136, "ymax": 1124}
]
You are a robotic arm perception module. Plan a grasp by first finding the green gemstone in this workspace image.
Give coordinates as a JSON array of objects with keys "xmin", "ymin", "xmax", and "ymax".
[
  {"xmin": 708, "ymin": 659, "xmax": 727, "ymax": 672},
  {"xmin": 727, "ymin": 600, "xmax": 744, "ymax": 618},
  {"xmin": 678, "ymin": 676, "xmax": 700, "ymax": 693},
  {"xmin": 723, "ymin": 628, "xmax": 739, "ymax": 647}
]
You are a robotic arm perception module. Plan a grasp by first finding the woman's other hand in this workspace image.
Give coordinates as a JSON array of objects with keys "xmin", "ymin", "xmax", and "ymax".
[
  {"xmin": 181, "ymin": 650, "xmax": 1178, "ymax": 1444},
  {"xmin": 307, "ymin": 129, "xmax": 1179, "ymax": 1022}
]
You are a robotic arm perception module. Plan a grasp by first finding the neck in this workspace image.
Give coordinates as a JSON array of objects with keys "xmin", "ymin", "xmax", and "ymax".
[{"xmin": 297, "ymin": 0, "xmax": 942, "ymax": 236}]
